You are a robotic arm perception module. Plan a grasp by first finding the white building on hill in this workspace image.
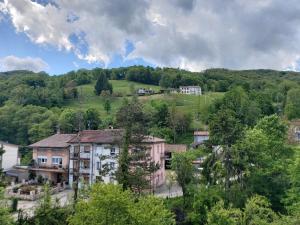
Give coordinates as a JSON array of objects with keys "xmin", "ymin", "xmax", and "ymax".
[
  {"xmin": 0, "ymin": 141, "xmax": 19, "ymax": 171},
  {"xmin": 179, "ymin": 86, "xmax": 202, "ymax": 95}
]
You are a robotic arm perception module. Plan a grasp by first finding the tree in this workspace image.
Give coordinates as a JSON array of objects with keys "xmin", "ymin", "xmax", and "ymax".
[
  {"xmin": 31, "ymin": 184, "xmax": 72, "ymax": 225},
  {"xmin": 68, "ymin": 183, "xmax": 175, "ymax": 225},
  {"xmin": 208, "ymin": 109, "xmax": 243, "ymax": 205},
  {"xmin": 207, "ymin": 195, "xmax": 279, "ymax": 225},
  {"xmin": 207, "ymin": 201, "xmax": 242, "ymax": 225},
  {"xmin": 284, "ymin": 152, "xmax": 300, "ymax": 214},
  {"xmin": 103, "ymin": 99, "xmax": 111, "ymax": 114},
  {"xmin": 172, "ymin": 153, "xmax": 194, "ymax": 201},
  {"xmin": 59, "ymin": 108, "xmax": 85, "ymax": 133},
  {"xmin": 116, "ymin": 98, "xmax": 159, "ymax": 193},
  {"xmin": 85, "ymin": 108, "xmax": 101, "ymax": 130},
  {"xmin": 0, "ymin": 188, "xmax": 14, "ymax": 225},
  {"xmin": 231, "ymin": 115, "xmax": 292, "ymax": 211},
  {"xmin": 285, "ymin": 88, "xmax": 300, "ymax": 120},
  {"xmin": 94, "ymin": 71, "xmax": 112, "ymax": 95}
]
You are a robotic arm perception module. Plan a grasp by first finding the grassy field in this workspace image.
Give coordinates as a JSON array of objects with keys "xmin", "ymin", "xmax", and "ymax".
[{"xmin": 64, "ymin": 80, "xmax": 224, "ymax": 129}]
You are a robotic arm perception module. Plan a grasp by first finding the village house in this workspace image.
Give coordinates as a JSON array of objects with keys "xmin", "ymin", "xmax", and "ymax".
[
  {"xmin": 164, "ymin": 144, "xmax": 187, "ymax": 169},
  {"xmin": 136, "ymin": 88, "xmax": 154, "ymax": 96},
  {"xmin": 68, "ymin": 129, "xmax": 166, "ymax": 189},
  {"xmin": 29, "ymin": 129, "xmax": 166, "ymax": 189},
  {"xmin": 179, "ymin": 86, "xmax": 202, "ymax": 95},
  {"xmin": 192, "ymin": 131, "xmax": 209, "ymax": 148},
  {"xmin": 0, "ymin": 141, "xmax": 19, "ymax": 171},
  {"xmin": 29, "ymin": 133, "xmax": 76, "ymax": 184}
]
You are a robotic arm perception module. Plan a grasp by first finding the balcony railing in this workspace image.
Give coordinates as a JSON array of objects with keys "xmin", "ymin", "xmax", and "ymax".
[
  {"xmin": 70, "ymin": 152, "xmax": 91, "ymax": 159},
  {"xmin": 79, "ymin": 168, "xmax": 90, "ymax": 174},
  {"xmin": 31, "ymin": 163, "xmax": 67, "ymax": 171}
]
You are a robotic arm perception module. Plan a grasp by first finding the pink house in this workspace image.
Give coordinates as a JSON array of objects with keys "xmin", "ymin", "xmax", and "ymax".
[{"xmin": 143, "ymin": 136, "xmax": 166, "ymax": 188}]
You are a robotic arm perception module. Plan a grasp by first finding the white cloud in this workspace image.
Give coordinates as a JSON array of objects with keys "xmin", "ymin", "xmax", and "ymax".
[
  {"xmin": 0, "ymin": 55, "xmax": 49, "ymax": 72},
  {"xmin": 1, "ymin": 0, "xmax": 300, "ymax": 71}
]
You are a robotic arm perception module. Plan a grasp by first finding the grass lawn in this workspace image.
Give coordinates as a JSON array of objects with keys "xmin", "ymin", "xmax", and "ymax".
[{"xmin": 63, "ymin": 80, "xmax": 224, "ymax": 127}]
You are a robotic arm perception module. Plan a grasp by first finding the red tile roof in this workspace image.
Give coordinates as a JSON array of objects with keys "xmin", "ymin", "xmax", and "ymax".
[
  {"xmin": 29, "ymin": 134, "xmax": 76, "ymax": 148},
  {"xmin": 68, "ymin": 130, "xmax": 165, "ymax": 144},
  {"xmin": 68, "ymin": 129, "xmax": 124, "ymax": 144}
]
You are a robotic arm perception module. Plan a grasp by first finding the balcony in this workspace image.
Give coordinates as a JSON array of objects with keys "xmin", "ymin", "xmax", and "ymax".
[
  {"xmin": 79, "ymin": 168, "xmax": 90, "ymax": 174},
  {"xmin": 70, "ymin": 152, "xmax": 79, "ymax": 159},
  {"xmin": 70, "ymin": 152, "xmax": 91, "ymax": 159},
  {"xmin": 30, "ymin": 163, "xmax": 67, "ymax": 173}
]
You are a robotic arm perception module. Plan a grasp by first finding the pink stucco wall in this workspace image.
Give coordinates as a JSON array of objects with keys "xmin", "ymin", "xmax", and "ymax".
[{"xmin": 149, "ymin": 142, "xmax": 165, "ymax": 187}]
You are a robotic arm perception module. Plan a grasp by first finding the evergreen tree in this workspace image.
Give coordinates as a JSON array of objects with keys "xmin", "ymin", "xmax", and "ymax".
[
  {"xmin": 94, "ymin": 71, "xmax": 113, "ymax": 95},
  {"xmin": 103, "ymin": 99, "xmax": 111, "ymax": 114},
  {"xmin": 116, "ymin": 98, "xmax": 159, "ymax": 193}
]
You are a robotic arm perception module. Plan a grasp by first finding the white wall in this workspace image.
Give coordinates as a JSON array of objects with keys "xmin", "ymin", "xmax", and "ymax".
[{"xmin": 1, "ymin": 143, "xmax": 19, "ymax": 171}]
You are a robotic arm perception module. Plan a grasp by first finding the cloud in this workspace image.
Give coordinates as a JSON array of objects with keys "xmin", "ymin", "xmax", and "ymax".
[
  {"xmin": 0, "ymin": 55, "xmax": 49, "ymax": 72},
  {"xmin": 1, "ymin": 0, "xmax": 300, "ymax": 71}
]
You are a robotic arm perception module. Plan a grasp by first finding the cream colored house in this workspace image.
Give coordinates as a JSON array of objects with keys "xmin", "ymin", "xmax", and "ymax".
[{"xmin": 0, "ymin": 141, "xmax": 19, "ymax": 171}]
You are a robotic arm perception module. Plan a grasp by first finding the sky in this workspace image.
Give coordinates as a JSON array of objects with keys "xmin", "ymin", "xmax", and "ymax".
[{"xmin": 1, "ymin": 0, "xmax": 300, "ymax": 75}]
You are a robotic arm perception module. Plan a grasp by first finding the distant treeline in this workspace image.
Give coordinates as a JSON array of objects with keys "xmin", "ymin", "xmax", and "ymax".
[{"xmin": 56, "ymin": 66, "xmax": 300, "ymax": 92}]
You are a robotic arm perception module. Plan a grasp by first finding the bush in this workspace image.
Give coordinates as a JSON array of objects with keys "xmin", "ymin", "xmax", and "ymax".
[
  {"xmin": 37, "ymin": 175, "xmax": 44, "ymax": 185},
  {"xmin": 11, "ymin": 198, "xmax": 18, "ymax": 212}
]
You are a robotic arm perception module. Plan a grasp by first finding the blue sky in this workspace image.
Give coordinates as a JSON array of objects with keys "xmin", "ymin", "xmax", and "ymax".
[
  {"xmin": 1, "ymin": 0, "xmax": 300, "ymax": 74},
  {"xmin": 0, "ymin": 16, "xmax": 152, "ymax": 75}
]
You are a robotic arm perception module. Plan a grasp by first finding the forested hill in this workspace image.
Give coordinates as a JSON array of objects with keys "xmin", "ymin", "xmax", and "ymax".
[
  {"xmin": 0, "ymin": 66, "xmax": 299, "ymax": 108},
  {"xmin": 0, "ymin": 66, "xmax": 300, "ymax": 146}
]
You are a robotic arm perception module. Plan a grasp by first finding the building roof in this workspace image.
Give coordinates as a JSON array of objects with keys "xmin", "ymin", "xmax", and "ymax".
[
  {"xmin": 179, "ymin": 86, "xmax": 201, "ymax": 88},
  {"xmin": 0, "ymin": 141, "xmax": 19, "ymax": 148},
  {"xmin": 143, "ymin": 136, "xmax": 165, "ymax": 143},
  {"xmin": 165, "ymin": 144, "xmax": 187, "ymax": 153},
  {"xmin": 194, "ymin": 131, "xmax": 209, "ymax": 136},
  {"xmin": 68, "ymin": 130, "xmax": 165, "ymax": 144},
  {"xmin": 29, "ymin": 134, "xmax": 76, "ymax": 148},
  {"xmin": 68, "ymin": 129, "xmax": 124, "ymax": 144}
]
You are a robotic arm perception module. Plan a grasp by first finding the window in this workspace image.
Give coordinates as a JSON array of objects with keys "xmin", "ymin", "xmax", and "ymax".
[
  {"xmin": 110, "ymin": 162, "xmax": 115, "ymax": 170},
  {"xmin": 84, "ymin": 146, "xmax": 91, "ymax": 153},
  {"xmin": 52, "ymin": 157, "xmax": 62, "ymax": 165},
  {"xmin": 110, "ymin": 148, "xmax": 116, "ymax": 156},
  {"xmin": 38, "ymin": 156, "xmax": 47, "ymax": 164},
  {"xmin": 96, "ymin": 162, "xmax": 101, "ymax": 170}
]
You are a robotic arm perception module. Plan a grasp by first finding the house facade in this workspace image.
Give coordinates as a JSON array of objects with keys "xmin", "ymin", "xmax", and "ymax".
[
  {"xmin": 179, "ymin": 86, "xmax": 202, "ymax": 95},
  {"xmin": 29, "ymin": 134, "xmax": 76, "ymax": 184},
  {"xmin": 30, "ymin": 130, "xmax": 166, "ymax": 189},
  {"xmin": 0, "ymin": 141, "xmax": 19, "ymax": 171},
  {"xmin": 68, "ymin": 130, "xmax": 166, "ymax": 189},
  {"xmin": 194, "ymin": 131, "xmax": 209, "ymax": 144}
]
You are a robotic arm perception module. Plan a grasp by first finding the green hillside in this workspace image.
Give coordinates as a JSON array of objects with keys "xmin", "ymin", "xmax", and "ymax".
[{"xmin": 64, "ymin": 80, "xmax": 223, "ymax": 129}]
